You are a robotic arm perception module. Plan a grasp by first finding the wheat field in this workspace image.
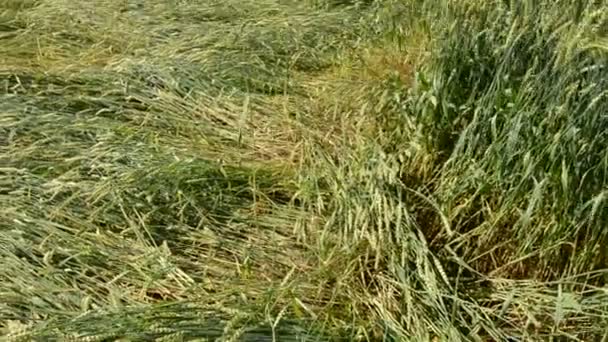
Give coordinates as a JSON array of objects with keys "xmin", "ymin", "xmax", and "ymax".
[{"xmin": 1, "ymin": 0, "xmax": 607, "ymax": 340}]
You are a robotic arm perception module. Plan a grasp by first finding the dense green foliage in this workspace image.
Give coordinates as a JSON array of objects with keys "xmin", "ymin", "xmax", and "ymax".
[{"xmin": 1, "ymin": 0, "xmax": 607, "ymax": 340}]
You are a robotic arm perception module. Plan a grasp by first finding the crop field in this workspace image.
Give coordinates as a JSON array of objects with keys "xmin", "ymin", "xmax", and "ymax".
[{"xmin": 1, "ymin": 0, "xmax": 607, "ymax": 340}]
